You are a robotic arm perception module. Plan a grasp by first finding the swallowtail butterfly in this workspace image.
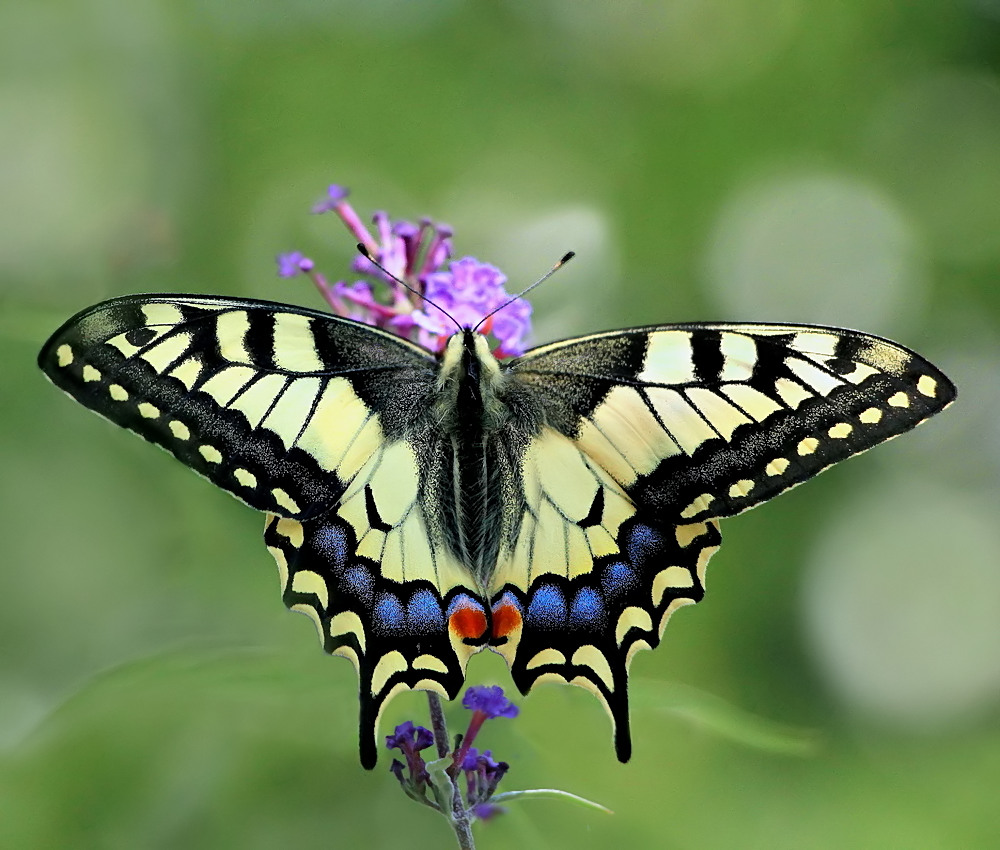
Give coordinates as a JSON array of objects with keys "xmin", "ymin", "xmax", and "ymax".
[{"xmin": 38, "ymin": 294, "xmax": 955, "ymax": 767}]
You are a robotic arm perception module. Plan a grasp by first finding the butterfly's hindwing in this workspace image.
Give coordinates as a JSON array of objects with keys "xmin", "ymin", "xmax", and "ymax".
[
  {"xmin": 487, "ymin": 427, "xmax": 720, "ymax": 760},
  {"xmin": 499, "ymin": 323, "xmax": 954, "ymax": 756}
]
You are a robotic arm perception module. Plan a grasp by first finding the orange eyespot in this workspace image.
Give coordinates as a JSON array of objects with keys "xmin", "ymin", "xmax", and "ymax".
[
  {"xmin": 449, "ymin": 605, "xmax": 488, "ymax": 641},
  {"xmin": 491, "ymin": 601, "xmax": 522, "ymax": 639}
]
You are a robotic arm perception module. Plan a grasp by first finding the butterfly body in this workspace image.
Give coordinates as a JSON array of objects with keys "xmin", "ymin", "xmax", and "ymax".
[{"xmin": 39, "ymin": 294, "xmax": 955, "ymax": 767}]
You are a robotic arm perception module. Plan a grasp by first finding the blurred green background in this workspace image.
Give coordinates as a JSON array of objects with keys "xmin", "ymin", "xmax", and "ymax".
[{"xmin": 3, "ymin": 1, "xmax": 1000, "ymax": 847}]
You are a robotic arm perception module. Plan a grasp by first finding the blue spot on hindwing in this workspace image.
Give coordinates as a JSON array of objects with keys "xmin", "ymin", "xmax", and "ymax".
[
  {"xmin": 570, "ymin": 587, "xmax": 604, "ymax": 626},
  {"xmin": 624, "ymin": 522, "xmax": 664, "ymax": 569},
  {"xmin": 527, "ymin": 584, "xmax": 567, "ymax": 629},
  {"xmin": 342, "ymin": 565, "xmax": 374, "ymax": 606},
  {"xmin": 312, "ymin": 522, "xmax": 350, "ymax": 572},
  {"xmin": 601, "ymin": 560, "xmax": 638, "ymax": 599},
  {"xmin": 407, "ymin": 589, "xmax": 445, "ymax": 633},
  {"xmin": 447, "ymin": 593, "xmax": 484, "ymax": 619},
  {"xmin": 374, "ymin": 592, "xmax": 405, "ymax": 635}
]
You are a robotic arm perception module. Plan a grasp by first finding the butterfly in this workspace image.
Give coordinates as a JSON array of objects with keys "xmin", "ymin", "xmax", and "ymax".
[{"xmin": 38, "ymin": 293, "xmax": 955, "ymax": 767}]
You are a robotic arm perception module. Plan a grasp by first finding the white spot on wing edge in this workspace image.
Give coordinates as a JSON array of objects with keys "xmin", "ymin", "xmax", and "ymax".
[
  {"xmin": 766, "ymin": 457, "xmax": 790, "ymax": 476},
  {"xmin": 413, "ymin": 654, "xmax": 448, "ymax": 673},
  {"xmin": 917, "ymin": 375, "xmax": 938, "ymax": 398},
  {"xmin": 570, "ymin": 644, "xmax": 615, "ymax": 691},
  {"xmin": 199, "ymin": 444, "xmax": 223, "ymax": 464},
  {"xmin": 615, "ymin": 606, "xmax": 653, "ymax": 645},
  {"xmin": 272, "ymin": 487, "xmax": 300, "ymax": 514},
  {"xmin": 570, "ymin": 645, "xmax": 616, "ymax": 692},
  {"xmin": 828, "ymin": 422, "xmax": 853, "ymax": 439},
  {"xmin": 728, "ymin": 479, "xmax": 755, "ymax": 499},
  {"xmin": 652, "ymin": 566, "xmax": 694, "ymax": 605},
  {"xmin": 56, "ymin": 344, "xmax": 74, "ymax": 367},
  {"xmin": 330, "ymin": 610, "xmax": 367, "ymax": 653},
  {"xmin": 234, "ymin": 467, "xmax": 257, "ymax": 489},
  {"xmin": 888, "ymin": 391, "xmax": 910, "ymax": 408},
  {"xmin": 680, "ymin": 493, "xmax": 714, "ymax": 519},
  {"xmin": 82, "ymin": 364, "xmax": 101, "ymax": 382},
  {"xmin": 138, "ymin": 402, "xmax": 160, "ymax": 419},
  {"xmin": 275, "ymin": 517, "xmax": 304, "ymax": 548},
  {"xmin": 526, "ymin": 648, "xmax": 568, "ymax": 670},
  {"xmin": 370, "ymin": 650, "xmax": 409, "ymax": 696},
  {"xmin": 676, "ymin": 522, "xmax": 709, "ymax": 548},
  {"xmin": 291, "ymin": 570, "xmax": 329, "ymax": 609},
  {"xmin": 797, "ymin": 437, "xmax": 820, "ymax": 456}
]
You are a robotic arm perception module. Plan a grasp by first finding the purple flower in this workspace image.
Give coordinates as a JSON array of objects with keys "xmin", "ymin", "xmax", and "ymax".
[
  {"xmin": 276, "ymin": 251, "xmax": 314, "ymax": 278},
  {"xmin": 385, "ymin": 721, "xmax": 436, "ymax": 808},
  {"xmin": 462, "ymin": 685, "xmax": 520, "ymax": 719},
  {"xmin": 385, "ymin": 720, "xmax": 434, "ymax": 752},
  {"xmin": 311, "ymin": 184, "xmax": 351, "ymax": 214},
  {"xmin": 278, "ymin": 182, "xmax": 532, "ymax": 356},
  {"xmin": 459, "ymin": 746, "xmax": 510, "ymax": 814},
  {"xmin": 471, "ymin": 802, "xmax": 506, "ymax": 822}
]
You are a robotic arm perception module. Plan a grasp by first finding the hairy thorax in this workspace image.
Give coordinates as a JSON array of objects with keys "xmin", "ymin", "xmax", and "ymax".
[{"xmin": 422, "ymin": 330, "xmax": 543, "ymax": 585}]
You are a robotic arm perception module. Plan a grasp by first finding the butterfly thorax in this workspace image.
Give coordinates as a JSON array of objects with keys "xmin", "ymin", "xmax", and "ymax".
[{"xmin": 425, "ymin": 330, "xmax": 542, "ymax": 585}]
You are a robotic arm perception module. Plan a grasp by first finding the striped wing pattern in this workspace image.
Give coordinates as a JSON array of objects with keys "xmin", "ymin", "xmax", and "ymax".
[
  {"xmin": 512, "ymin": 323, "xmax": 955, "ymax": 519},
  {"xmin": 39, "ymin": 295, "xmax": 480, "ymax": 768},
  {"xmin": 39, "ymin": 297, "xmax": 956, "ymax": 767},
  {"xmin": 39, "ymin": 295, "xmax": 436, "ymax": 519},
  {"xmin": 498, "ymin": 323, "xmax": 954, "ymax": 757}
]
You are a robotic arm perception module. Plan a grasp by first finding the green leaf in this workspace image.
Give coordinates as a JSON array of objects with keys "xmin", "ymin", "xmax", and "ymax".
[
  {"xmin": 633, "ymin": 678, "xmax": 820, "ymax": 756},
  {"xmin": 491, "ymin": 788, "xmax": 613, "ymax": 814}
]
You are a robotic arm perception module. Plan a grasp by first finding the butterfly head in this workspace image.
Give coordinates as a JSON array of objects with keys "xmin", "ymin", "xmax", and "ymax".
[{"xmin": 435, "ymin": 329, "xmax": 506, "ymax": 412}]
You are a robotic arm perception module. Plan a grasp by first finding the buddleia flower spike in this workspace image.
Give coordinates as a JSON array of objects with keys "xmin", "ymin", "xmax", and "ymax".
[
  {"xmin": 386, "ymin": 686, "xmax": 610, "ymax": 848},
  {"xmin": 277, "ymin": 183, "xmax": 531, "ymax": 355}
]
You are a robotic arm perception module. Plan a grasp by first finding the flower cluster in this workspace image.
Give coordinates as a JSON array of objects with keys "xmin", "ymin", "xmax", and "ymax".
[
  {"xmin": 386, "ymin": 685, "xmax": 518, "ymax": 824},
  {"xmin": 277, "ymin": 184, "xmax": 532, "ymax": 357}
]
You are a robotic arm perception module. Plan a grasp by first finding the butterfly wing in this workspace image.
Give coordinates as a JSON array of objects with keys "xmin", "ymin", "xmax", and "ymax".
[
  {"xmin": 39, "ymin": 295, "xmax": 483, "ymax": 767},
  {"xmin": 487, "ymin": 424, "xmax": 720, "ymax": 761},
  {"xmin": 514, "ymin": 323, "xmax": 956, "ymax": 519},
  {"xmin": 495, "ymin": 323, "xmax": 955, "ymax": 759},
  {"xmin": 38, "ymin": 294, "xmax": 438, "ymax": 518}
]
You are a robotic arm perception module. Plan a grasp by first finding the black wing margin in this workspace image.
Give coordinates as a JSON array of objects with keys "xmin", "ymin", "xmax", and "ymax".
[
  {"xmin": 38, "ymin": 294, "xmax": 437, "ymax": 520},
  {"xmin": 509, "ymin": 322, "xmax": 956, "ymax": 523}
]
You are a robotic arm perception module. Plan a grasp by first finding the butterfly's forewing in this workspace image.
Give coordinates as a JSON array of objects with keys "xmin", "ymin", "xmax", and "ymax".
[
  {"xmin": 502, "ymin": 324, "xmax": 955, "ymax": 758},
  {"xmin": 514, "ymin": 324, "xmax": 956, "ymax": 520},
  {"xmin": 39, "ymin": 295, "xmax": 483, "ymax": 767},
  {"xmin": 38, "ymin": 295, "xmax": 437, "ymax": 519}
]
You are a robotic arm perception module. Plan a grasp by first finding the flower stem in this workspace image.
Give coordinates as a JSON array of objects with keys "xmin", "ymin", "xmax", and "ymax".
[
  {"xmin": 426, "ymin": 691, "xmax": 451, "ymax": 759},
  {"xmin": 426, "ymin": 692, "xmax": 476, "ymax": 850}
]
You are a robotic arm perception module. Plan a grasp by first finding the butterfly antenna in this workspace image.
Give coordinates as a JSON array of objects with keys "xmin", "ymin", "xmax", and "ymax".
[
  {"xmin": 356, "ymin": 243, "xmax": 461, "ymax": 331},
  {"xmin": 474, "ymin": 251, "xmax": 575, "ymax": 334}
]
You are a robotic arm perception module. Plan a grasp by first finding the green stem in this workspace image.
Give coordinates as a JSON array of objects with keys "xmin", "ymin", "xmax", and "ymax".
[
  {"xmin": 425, "ymin": 692, "xmax": 476, "ymax": 850},
  {"xmin": 426, "ymin": 691, "xmax": 451, "ymax": 758}
]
